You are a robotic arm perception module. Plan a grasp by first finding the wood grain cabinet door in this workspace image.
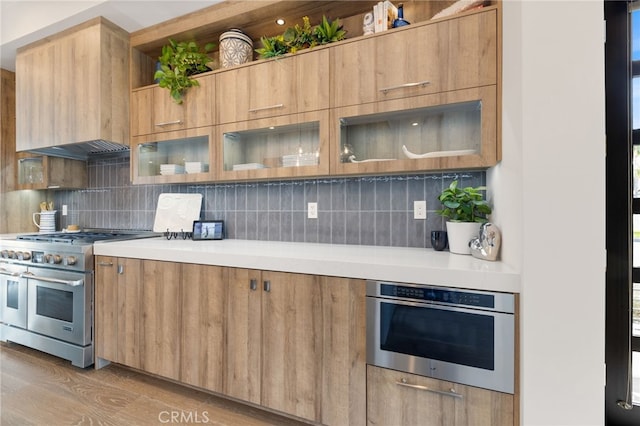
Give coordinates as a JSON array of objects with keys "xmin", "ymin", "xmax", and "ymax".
[
  {"xmin": 367, "ymin": 365, "xmax": 514, "ymax": 426},
  {"xmin": 94, "ymin": 256, "xmax": 119, "ymax": 363},
  {"xmin": 94, "ymin": 256, "xmax": 142, "ymax": 369},
  {"xmin": 260, "ymin": 271, "xmax": 323, "ymax": 423},
  {"xmin": 180, "ymin": 264, "xmax": 227, "ymax": 393},
  {"xmin": 217, "ymin": 49, "xmax": 329, "ymax": 124},
  {"xmin": 224, "ymin": 267, "xmax": 262, "ymax": 404},
  {"xmin": 331, "ymin": 9, "xmax": 497, "ymax": 108},
  {"xmin": 141, "ymin": 260, "xmax": 181, "ymax": 380}
]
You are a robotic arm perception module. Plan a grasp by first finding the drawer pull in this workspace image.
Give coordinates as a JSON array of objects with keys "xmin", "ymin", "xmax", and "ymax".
[
  {"xmin": 395, "ymin": 380, "xmax": 463, "ymax": 399},
  {"xmin": 379, "ymin": 81, "xmax": 430, "ymax": 94},
  {"xmin": 155, "ymin": 119, "xmax": 183, "ymax": 127},
  {"xmin": 248, "ymin": 103, "xmax": 284, "ymax": 113},
  {"xmin": 98, "ymin": 261, "xmax": 114, "ymax": 267}
]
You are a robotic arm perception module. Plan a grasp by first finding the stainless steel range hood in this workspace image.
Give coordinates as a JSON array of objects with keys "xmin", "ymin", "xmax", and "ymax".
[{"xmin": 25, "ymin": 140, "xmax": 130, "ymax": 161}]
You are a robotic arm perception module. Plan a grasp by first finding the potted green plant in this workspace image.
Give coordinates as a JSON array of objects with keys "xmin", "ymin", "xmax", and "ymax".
[
  {"xmin": 436, "ymin": 180, "xmax": 492, "ymax": 254},
  {"xmin": 255, "ymin": 15, "xmax": 346, "ymax": 59},
  {"xmin": 154, "ymin": 39, "xmax": 215, "ymax": 104}
]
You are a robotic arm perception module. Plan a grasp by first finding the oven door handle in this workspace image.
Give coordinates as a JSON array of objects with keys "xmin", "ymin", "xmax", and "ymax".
[
  {"xmin": 21, "ymin": 272, "xmax": 84, "ymax": 287},
  {"xmin": 0, "ymin": 268, "xmax": 21, "ymax": 277}
]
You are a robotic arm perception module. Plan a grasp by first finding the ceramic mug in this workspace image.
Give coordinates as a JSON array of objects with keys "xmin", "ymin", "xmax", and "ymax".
[{"xmin": 431, "ymin": 230, "xmax": 448, "ymax": 251}]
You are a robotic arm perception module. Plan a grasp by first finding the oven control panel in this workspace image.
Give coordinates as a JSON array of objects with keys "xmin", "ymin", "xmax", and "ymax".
[
  {"xmin": 0, "ymin": 247, "xmax": 88, "ymax": 272},
  {"xmin": 380, "ymin": 283, "xmax": 495, "ymax": 308}
]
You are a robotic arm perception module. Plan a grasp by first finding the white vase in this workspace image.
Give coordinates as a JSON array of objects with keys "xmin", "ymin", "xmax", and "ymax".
[{"xmin": 446, "ymin": 221, "xmax": 481, "ymax": 255}]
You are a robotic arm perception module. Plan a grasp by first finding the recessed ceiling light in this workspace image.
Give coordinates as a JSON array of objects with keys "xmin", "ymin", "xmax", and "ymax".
[{"xmin": 276, "ymin": 18, "xmax": 286, "ymax": 26}]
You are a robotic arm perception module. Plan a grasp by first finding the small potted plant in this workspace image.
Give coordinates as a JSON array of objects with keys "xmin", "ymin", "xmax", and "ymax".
[
  {"xmin": 436, "ymin": 180, "xmax": 492, "ymax": 254},
  {"xmin": 154, "ymin": 39, "xmax": 215, "ymax": 104}
]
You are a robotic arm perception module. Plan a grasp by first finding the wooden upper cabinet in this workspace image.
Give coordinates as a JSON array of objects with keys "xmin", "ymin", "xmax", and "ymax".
[
  {"xmin": 331, "ymin": 8, "xmax": 498, "ymax": 108},
  {"xmin": 131, "ymin": 73, "xmax": 215, "ymax": 137},
  {"xmin": 16, "ymin": 17, "xmax": 129, "ymax": 151},
  {"xmin": 216, "ymin": 48, "xmax": 330, "ymax": 124}
]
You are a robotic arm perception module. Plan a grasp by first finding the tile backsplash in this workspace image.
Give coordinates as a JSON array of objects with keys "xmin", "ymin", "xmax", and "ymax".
[{"xmin": 54, "ymin": 157, "xmax": 485, "ymax": 249}]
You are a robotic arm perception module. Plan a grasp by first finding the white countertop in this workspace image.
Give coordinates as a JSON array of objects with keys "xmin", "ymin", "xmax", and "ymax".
[{"xmin": 94, "ymin": 238, "xmax": 521, "ymax": 293}]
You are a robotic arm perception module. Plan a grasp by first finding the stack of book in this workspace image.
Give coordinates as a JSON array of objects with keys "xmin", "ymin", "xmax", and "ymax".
[{"xmin": 373, "ymin": 1, "xmax": 398, "ymax": 33}]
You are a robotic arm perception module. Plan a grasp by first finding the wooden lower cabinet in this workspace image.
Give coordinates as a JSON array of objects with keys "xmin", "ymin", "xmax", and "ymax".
[
  {"xmin": 366, "ymin": 365, "xmax": 514, "ymax": 426},
  {"xmin": 94, "ymin": 258, "xmax": 366, "ymax": 425},
  {"xmin": 180, "ymin": 264, "xmax": 227, "ymax": 393},
  {"xmin": 95, "ymin": 256, "xmax": 143, "ymax": 369},
  {"xmin": 226, "ymin": 270, "xmax": 366, "ymax": 424}
]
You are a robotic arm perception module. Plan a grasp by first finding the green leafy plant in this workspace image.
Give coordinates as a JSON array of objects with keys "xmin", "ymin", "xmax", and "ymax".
[
  {"xmin": 313, "ymin": 16, "xmax": 346, "ymax": 44},
  {"xmin": 436, "ymin": 180, "xmax": 492, "ymax": 223},
  {"xmin": 283, "ymin": 16, "xmax": 316, "ymax": 53},
  {"xmin": 256, "ymin": 15, "xmax": 346, "ymax": 59},
  {"xmin": 154, "ymin": 39, "xmax": 215, "ymax": 104},
  {"xmin": 255, "ymin": 34, "xmax": 288, "ymax": 58}
]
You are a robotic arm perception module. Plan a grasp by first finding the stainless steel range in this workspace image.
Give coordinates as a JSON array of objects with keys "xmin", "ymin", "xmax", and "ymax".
[{"xmin": 0, "ymin": 230, "xmax": 155, "ymax": 367}]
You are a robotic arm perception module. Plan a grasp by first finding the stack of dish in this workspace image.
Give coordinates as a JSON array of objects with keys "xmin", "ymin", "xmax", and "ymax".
[
  {"xmin": 185, "ymin": 162, "xmax": 208, "ymax": 173},
  {"xmin": 281, "ymin": 153, "xmax": 318, "ymax": 167},
  {"xmin": 232, "ymin": 163, "xmax": 267, "ymax": 171},
  {"xmin": 160, "ymin": 164, "xmax": 185, "ymax": 175}
]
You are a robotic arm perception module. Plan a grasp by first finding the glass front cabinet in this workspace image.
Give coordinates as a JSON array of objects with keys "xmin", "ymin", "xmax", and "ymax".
[
  {"xmin": 131, "ymin": 127, "xmax": 214, "ymax": 184},
  {"xmin": 217, "ymin": 111, "xmax": 330, "ymax": 181},
  {"xmin": 330, "ymin": 86, "xmax": 498, "ymax": 175}
]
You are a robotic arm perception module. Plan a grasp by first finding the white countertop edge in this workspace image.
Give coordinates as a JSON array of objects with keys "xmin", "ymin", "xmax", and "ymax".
[{"xmin": 94, "ymin": 238, "xmax": 521, "ymax": 293}]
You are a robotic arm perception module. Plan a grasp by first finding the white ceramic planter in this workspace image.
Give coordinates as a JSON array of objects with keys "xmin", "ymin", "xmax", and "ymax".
[{"xmin": 446, "ymin": 221, "xmax": 481, "ymax": 255}]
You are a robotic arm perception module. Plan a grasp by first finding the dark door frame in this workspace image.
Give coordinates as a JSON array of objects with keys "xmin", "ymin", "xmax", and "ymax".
[{"xmin": 605, "ymin": 0, "xmax": 640, "ymax": 424}]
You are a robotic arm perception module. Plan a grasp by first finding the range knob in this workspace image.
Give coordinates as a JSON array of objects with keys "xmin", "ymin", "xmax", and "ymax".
[
  {"xmin": 45, "ymin": 254, "xmax": 63, "ymax": 264},
  {"xmin": 17, "ymin": 251, "xmax": 31, "ymax": 261},
  {"xmin": 7, "ymin": 250, "xmax": 15, "ymax": 259},
  {"xmin": 0, "ymin": 250, "xmax": 7, "ymax": 258},
  {"xmin": 64, "ymin": 256, "xmax": 77, "ymax": 266}
]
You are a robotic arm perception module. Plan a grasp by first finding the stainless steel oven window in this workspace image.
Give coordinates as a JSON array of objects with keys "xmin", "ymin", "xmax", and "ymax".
[
  {"xmin": 379, "ymin": 301, "xmax": 495, "ymax": 370},
  {"xmin": 0, "ymin": 267, "xmax": 28, "ymax": 329},
  {"xmin": 35, "ymin": 286, "xmax": 73, "ymax": 322}
]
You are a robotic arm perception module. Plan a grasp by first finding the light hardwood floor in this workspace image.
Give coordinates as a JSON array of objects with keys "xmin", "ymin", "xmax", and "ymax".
[{"xmin": 0, "ymin": 342, "xmax": 308, "ymax": 425}]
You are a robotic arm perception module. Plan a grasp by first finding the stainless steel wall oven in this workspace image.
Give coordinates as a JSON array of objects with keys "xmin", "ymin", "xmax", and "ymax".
[{"xmin": 366, "ymin": 280, "xmax": 515, "ymax": 394}]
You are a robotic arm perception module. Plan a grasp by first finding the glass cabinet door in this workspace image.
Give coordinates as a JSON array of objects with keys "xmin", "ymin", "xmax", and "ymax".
[
  {"xmin": 132, "ymin": 127, "xmax": 213, "ymax": 184},
  {"xmin": 218, "ymin": 111, "xmax": 329, "ymax": 180},
  {"xmin": 17, "ymin": 156, "xmax": 44, "ymax": 186},
  {"xmin": 331, "ymin": 86, "xmax": 497, "ymax": 175}
]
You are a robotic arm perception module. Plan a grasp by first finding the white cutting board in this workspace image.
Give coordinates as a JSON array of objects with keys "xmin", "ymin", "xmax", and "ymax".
[{"xmin": 153, "ymin": 193, "xmax": 203, "ymax": 233}]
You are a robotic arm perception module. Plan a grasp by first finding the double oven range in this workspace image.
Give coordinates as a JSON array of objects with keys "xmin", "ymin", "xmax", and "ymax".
[{"xmin": 0, "ymin": 230, "xmax": 153, "ymax": 368}]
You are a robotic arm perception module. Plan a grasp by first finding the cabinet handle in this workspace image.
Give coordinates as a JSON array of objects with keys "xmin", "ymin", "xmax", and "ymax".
[
  {"xmin": 155, "ymin": 119, "xmax": 183, "ymax": 127},
  {"xmin": 117, "ymin": 264, "xmax": 124, "ymax": 275},
  {"xmin": 250, "ymin": 279, "xmax": 258, "ymax": 291},
  {"xmin": 263, "ymin": 280, "xmax": 271, "ymax": 292},
  {"xmin": 379, "ymin": 80, "xmax": 430, "ymax": 94},
  {"xmin": 98, "ymin": 261, "xmax": 113, "ymax": 267},
  {"xmin": 248, "ymin": 103, "xmax": 284, "ymax": 113},
  {"xmin": 395, "ymin": 380, "xmax": 463, "ymax": 399}
]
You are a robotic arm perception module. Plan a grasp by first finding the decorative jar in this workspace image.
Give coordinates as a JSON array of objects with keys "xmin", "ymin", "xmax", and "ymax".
[{"xmin": 219, "ymin": 29, "xmax": 253, "ymax": 68}]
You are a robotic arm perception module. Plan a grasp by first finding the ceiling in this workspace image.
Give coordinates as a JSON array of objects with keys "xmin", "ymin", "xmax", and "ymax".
[{"xmin": 0, "ymin": 0, "xmax": 222, "ymax": 71}]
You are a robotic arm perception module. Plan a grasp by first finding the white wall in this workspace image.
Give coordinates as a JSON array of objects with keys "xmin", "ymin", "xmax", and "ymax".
[{"xmin": 491, "ymin": 1, "xmax": 606, "ymax": 424}]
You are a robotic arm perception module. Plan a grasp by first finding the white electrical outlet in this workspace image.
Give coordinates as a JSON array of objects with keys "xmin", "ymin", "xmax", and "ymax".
[
  {"xmin": 308, "ymin": 202, "xmax": 318, "ymax": 219},
  {"xmin": 414, "ymin": 200, "xmax": 427, "ymax": 219},
  {"xmin": 62, "ymin": 205, "xmax": 68, "ymax": 216}
]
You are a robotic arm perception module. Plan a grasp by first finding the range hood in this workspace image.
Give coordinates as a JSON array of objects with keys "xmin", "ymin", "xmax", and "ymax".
[{"xmin": 25, "ymin": 140, "xmax": 130, "ymax": 161}]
